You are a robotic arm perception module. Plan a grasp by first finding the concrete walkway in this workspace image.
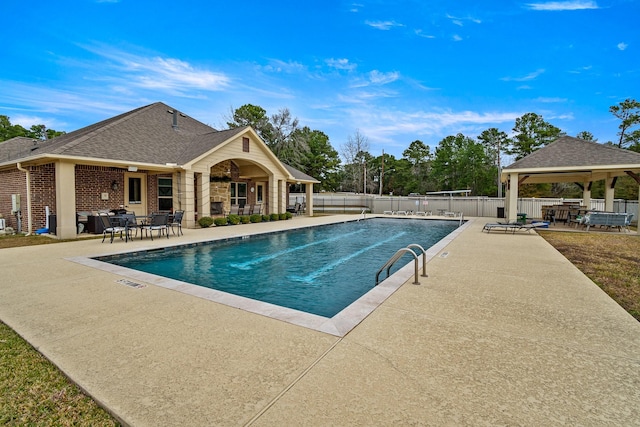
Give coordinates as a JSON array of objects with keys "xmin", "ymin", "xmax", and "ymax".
[{"xmin": 1, "ymin": 215, "xmax": 639, "ymax": 426}]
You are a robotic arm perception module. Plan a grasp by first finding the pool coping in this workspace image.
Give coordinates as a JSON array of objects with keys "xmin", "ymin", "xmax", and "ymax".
[{"xmin": 68, "ymin": 216, "xmax": 473, "ymax": 337}]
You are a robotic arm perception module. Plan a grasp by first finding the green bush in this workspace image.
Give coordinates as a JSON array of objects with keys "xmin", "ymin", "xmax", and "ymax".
[
  {"xmin": 241, "ymin": 215, "xmax": 251, "ymax": 224},
  {"xmin": 270, "ymin": 213, "xmax": 280, "ymax": 221},
  {"xmin": 279, "ymin": 213, "xmax": 287, "ymax": 220},
  {"xmin": 262, "ymin": 214, "xmax": 270, "ymax": 222},
  {"xmin": 250, "ymin": 214, "xmax": 262, "ymax": 223},
  {"xmin": 213, "ymin": 217, "xmax": 228, "ymax": 226},
  {"xmin": 228, "ymin": 214, "xmax": 241, "ymax": 225},
  {"xmin": 198, "ymin": 216, "xmax": 214, "ymax": 228},
  {"xmin": 285, "ymin": 212, "xmax": 293, "ymax": 220}
]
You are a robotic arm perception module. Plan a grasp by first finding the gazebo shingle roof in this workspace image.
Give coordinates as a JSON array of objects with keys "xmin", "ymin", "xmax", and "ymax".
[{"xmin": 505, "ymin": 136, "xmax": 640, "ymax": 170}]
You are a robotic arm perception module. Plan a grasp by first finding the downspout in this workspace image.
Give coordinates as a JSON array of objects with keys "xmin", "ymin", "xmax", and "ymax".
[{"xmin": 16, "ymin": 162, "xmax": 33, "ymax": 236}]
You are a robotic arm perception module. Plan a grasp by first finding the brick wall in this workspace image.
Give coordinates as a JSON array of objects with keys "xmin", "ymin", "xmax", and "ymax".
[{"xmin": 0, "ymin": 168, "xmax": 27, "ymax": 230}]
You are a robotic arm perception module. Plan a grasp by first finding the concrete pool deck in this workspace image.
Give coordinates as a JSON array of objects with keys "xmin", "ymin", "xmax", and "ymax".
[{"xmin": 1, "ymin": 215, "xmax": 639, "ymax": 426}]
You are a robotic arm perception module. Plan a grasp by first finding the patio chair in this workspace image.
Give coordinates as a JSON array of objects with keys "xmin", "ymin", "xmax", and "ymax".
[
  {"xmin": 143, "ymin": 213, "xmax": 169, "ymax": 241},
  {"xmin": 121, "ymin": 212, "xmax": 141, "ymax": 240},
  {"xmin": 170, "ymin": 210, "xmax": 184, "ymax": 236},
  {"xmin": 253, "ymin": 204, "xmax": 262, "ymax": 215},
  {"xmin": 98, "ymin": 213, "xmax": 127, "ymax": 243},
  {"xmin": 229, "ymin": 204, "xmax": 240, "ymax": 215}
]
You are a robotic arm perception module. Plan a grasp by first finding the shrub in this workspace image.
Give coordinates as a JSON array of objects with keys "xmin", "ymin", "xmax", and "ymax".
[
  {"xmin": 213, "ymin": 217, "xmax": 228, "ymax": 226},
  {"xmin": 250, "ymin": 214, "xmax": 262, "ymax": 223},
  {"xmin": 198, "ymin": 216, "xmax": 214, "ymax": 228},
  {"xmin": 270, "ymin": 213, "xmax": 280, "ymax": 221},
  {"xmin": 241, "ymin": 215, "xmax": 251, "ymax": 224},
  {"xmin": 279, "ymin": 213, "xmax": 287, "ymax": 220},
  {"xmin": 228, "ymin": 214, "xmax": 241, "ymax": 225},
  {"xmin": 285, "ymin": 212, "xmax": 293, "ymax": 220},
  {"xmin": 262, "ymin": 214, "xmax": 270, "ymax": 222}
]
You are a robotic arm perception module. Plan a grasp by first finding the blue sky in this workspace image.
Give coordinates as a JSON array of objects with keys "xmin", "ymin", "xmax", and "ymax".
[{"xmin": 1, "ymin": 0, "xmax": 637, "ymax": 159}]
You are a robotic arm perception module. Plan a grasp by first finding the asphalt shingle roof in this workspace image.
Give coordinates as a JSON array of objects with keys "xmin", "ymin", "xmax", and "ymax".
[
  {"xmin": 505, "ymin": 136, "xmax": 640, "ymax": 170},
  {"xmin": 2, "ymin": 102, "xmax": 246, "ymax": 166}
]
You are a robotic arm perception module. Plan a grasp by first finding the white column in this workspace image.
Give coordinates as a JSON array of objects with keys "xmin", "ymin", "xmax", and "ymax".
[
  {"xmin": 305, "ymin": 183, "xmax": 314, "ymax": 216},
  {"xmin": 604, "ymin": 175, "xmax": 615, "ymax": 212},
  {"xmin": 55, "ymin": 161, "xmax": 77, "ymax": 239},
  {"xmin": 582, "ymin": 181, "xmax": 592, "ymax": 209},
  {"xmin": 507, "ymin": 173, "xmax": 519, "ymax": 222}
]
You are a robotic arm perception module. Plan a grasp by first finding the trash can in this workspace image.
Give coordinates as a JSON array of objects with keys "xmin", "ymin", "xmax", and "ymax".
[
  {"xmin": 517, "ymin": 213, "xmax": 527, "ymax": 224},
  {"xmin": 497, "ymin": 207, "xmax": 505, "ymax": 218}
]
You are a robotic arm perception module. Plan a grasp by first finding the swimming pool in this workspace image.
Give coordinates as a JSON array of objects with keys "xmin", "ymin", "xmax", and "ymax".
[{"xmin": 97, "ymin": 218, "xmax": 459, "ymax": 319}]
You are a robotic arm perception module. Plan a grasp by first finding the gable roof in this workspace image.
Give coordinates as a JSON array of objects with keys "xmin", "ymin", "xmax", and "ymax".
[
  {"xmin": 282, "ymin": 163, "xmax": 320, "ymax": 183},
  {"xmin": 505, "ymin": 136, "xmax": 640, "ymax": 170},
  {"xmin": 0, "ymin": 136, "xmax": 41, "ymax": 163},
  {"xmin": 0, "ymin": 102, "xmax": 246, "ymax": 166}
]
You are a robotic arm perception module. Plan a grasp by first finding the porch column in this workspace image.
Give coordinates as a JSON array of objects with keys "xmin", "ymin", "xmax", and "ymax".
[
  {"xmin": 182, "ymin": 170, "xmax": 196, "ymax": 228},
  {"xmin": 582, "ymin": 181, "xmax": 592, "ymax": 210},
  {"xmin": 604, "ymin": 174, "xmax": 615, "ymax": 212},
  {"xmin": 278, "ymin": 179, "xmax": 287, "ymax": 213},
  {"xmin": 196, "ymin": 172, "xmax": 210, "ymax": 219},
  {"xmin": 506, "ymin": 173, "xmax": 519, "ymax": 222},
  {"xmin": 305, "ymin": 183, "xmax": 314, "ymax": 216},
  {"xmin": 268, "ymin": 177, "xmax": 278, "ymax": 215},
  {"xmin": 55, "ymin": 161, "xmax": 77, "ymax": 239}
]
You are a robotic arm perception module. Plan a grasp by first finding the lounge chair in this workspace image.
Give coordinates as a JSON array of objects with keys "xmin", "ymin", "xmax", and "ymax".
[{"xmin": 482, "ymin": 221, "xmax": 547, "ymax": 234}]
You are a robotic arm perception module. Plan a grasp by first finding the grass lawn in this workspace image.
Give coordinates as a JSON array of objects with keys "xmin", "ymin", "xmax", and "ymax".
[
  {"xmin": 539, "ymin": 230, "xmax": 640, "ymax": 321},
  {"xmin": 0, "ymin": 229, "xmax": 638, "ymax": 423}
]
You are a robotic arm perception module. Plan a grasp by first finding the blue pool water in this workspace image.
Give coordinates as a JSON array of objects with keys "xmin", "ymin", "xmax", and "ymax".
[{"xmin": 99, "ymin": 218, "xmax": 458, "ymax": 317}]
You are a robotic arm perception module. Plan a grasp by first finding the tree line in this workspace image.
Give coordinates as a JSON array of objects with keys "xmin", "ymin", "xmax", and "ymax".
[
  {"xmin": 2, "ymin": 98, "xmax": 638, "ymax": 199},
  {"xmin": 225, "ymin": 99, "xmax": 640, "ymax": 200}
]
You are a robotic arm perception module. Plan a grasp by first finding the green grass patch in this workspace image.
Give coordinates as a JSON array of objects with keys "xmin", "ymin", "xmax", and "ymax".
[{"xmin": 0, "ymin": 321, "xmax": 119, "ymax": 426}]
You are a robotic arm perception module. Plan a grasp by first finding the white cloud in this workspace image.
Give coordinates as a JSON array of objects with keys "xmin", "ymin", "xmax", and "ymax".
[
  {"xmin": 326, "ymin": 58, "xmax": 357, "ymax": 71},
  {"xmin": 446, "ymin": 14, "xmax": 482, "ymax": 25},
  {"xmin": 501, "ymin": 69, "xmax": 545, "ymax": 81},
  {"xmin": 365, "ymin": 20, "xmax": 404, "ymax": 30},
  {"xmin": 452, "ymin": 34, "xmax": 463, "ymax": 42},
  {"xmin": 262, "ymin": 59, "xmax": 306, "ymax": 74},
  {"xmin": 525, "ymin": 1, "xmax": 599, "ymax": 11},
  {"xmin": 368, "ymin": 70, "xmax": 399, "ymax": 85},
  {"xmin": 414, "ymin": 29, "xmax": 435, "ymax": 39},
  {"xmin": 617, "ymin": 42, "xmax": 628, "ymax": 51},
  {"xmin": 534, "ymin": 97, "xmax": 567, "ymax": 103}
]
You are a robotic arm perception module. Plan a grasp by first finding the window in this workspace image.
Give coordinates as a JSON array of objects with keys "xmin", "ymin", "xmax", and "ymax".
[
  {"xmin": 128, "ymin": 177, "xmax": 142, "ymax": 204},
  {"xmin": 231, "ymin": 182, "xmax": 247, "ymax": 207},
  {"xmin": 158, "ymin": 177, "xmax": 173, "ymax": 211},
  {"xmin": 257, "ymin": 184, "xmax": 264, "ymax": 203},
  {"xmin": 242, "ymin": 137, "xmax": 250, "ymax": 152}
]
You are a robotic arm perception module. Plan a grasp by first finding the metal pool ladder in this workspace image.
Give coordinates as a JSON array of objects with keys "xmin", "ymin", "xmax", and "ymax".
[{"xmin": 376, "ymin": 244, "xmax": 428, "ymax": 286}]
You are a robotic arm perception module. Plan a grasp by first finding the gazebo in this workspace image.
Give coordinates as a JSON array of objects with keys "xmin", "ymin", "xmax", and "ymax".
[{"xmin": 502, "ymin": 136, "xmax": 640, "ymax": 222}]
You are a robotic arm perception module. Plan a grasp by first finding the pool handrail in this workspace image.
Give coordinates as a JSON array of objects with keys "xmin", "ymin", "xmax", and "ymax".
[{"xmin": 376, "ymin": 245, "xmax": 423, "ymax": 286}]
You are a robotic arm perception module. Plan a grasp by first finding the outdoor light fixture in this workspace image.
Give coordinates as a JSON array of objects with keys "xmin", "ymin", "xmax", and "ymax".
[
  {"xmin": 250, "ymin": 187, "xmax": 255, "ymax": 193},
  {"xmin": 111, "ymin": 180, "xmax": 119, "ymax": 191},
  {"xmin": 128, "ymin": 166, "xmax": 138, "ymax": 172}
]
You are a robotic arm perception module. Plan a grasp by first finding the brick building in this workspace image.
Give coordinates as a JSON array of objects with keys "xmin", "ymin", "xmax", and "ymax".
[{"xmin": 0, "ymin": 102, "xmax": 318, "ymax": 239}]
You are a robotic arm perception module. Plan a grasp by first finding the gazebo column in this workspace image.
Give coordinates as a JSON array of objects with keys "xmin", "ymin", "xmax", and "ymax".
[
  {"xmin": 305, "ymin": 184, "xmax": 314, "ymax": 216},
  {"xmin": 506, "ymin": 173, "xmax": 519, "ymax": 222},
  {"xmin": 604, "ymin": 174, "xmax": 615, "ymax": 212},
  {"xmin": 582, "ymin": 181, "xmax": 592, "ymax": 210}
]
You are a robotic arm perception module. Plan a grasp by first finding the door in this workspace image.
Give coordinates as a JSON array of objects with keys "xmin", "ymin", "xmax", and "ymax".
[{"xmin": 124, "ymin": 172, "xmax": 147, "ymax": 217}]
